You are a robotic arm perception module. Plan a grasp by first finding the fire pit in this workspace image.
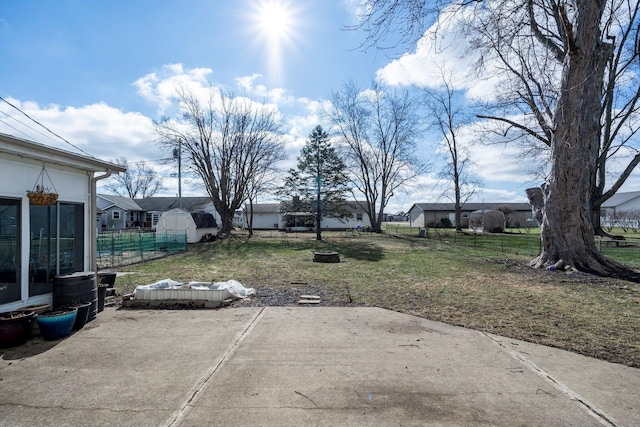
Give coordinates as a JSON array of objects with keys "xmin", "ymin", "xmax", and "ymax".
[{"xmin": 313, "ymin": 251, "xmax": 340, "ymax": 263}]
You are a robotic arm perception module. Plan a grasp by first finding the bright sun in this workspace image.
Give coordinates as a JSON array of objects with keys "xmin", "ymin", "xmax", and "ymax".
[
  {"xmin": 249, "ymin": 0, "xmax": 301, "ymax": 84},
  {"xmin": 256, "ymin": 1, "xmax": 293, "ymax": 41}
]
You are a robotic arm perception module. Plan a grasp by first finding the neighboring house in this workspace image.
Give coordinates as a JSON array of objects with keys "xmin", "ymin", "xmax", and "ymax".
[
  {"xmin": 244, "ymin": 203, "xmax": 281, "ymax": 230},
  {"xmin": 409, "ymin": 203, "xmax": 533, "ymax": 229},
  {"xmin": 135, "ymin": 197, "xmax": 218, "ymax": 229},
  {"xmin": 97, "ymin": 194, "xmax": 144, "ymax": 231},
  {"xmin": 243, "ymin": 201, "xmax": 372, "ymax": 231},
  {"xmin": 155, "ymin": 208, "xmax": 218, "ymax": 243},
  {"xmin": 0, "ymin": 133, "xmax": 125, "ymax": 312},
  {"xmin": 600, "ymin": 191, "xmax": 640, "ymax": 217},
  {"xmin": 96, "ymin": 196, "xmax": 220, "ymax": 231}
]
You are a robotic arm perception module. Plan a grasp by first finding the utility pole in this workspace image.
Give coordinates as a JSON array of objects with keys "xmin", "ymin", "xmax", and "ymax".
[
  {"xmin": 178, "ymin": 138, "xmax": 182, "ymax": 210},
  {"xmin": 173, "ymin": 139, "xmax": 183, "ymax": 209},
  {"xmin": 315, "ymin": 139, "xmax": 322, "ymax": 241}
]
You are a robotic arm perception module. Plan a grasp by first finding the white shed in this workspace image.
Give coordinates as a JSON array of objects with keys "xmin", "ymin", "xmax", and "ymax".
[{"xmin": 155, "ymin": 208, "xmax": 218, "ymax": 243}]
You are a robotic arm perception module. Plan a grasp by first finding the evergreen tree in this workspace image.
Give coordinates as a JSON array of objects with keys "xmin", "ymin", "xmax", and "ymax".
[{"xmin": 279, "ymin": 125, "xmax": 350, "ymax": 240}]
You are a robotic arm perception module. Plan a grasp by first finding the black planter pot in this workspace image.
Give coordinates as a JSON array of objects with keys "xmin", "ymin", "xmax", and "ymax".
[
  {"xmin": 69, "ymin": 302, "xmax": 92, "ymax": 330},
  {"xmin": 0, "ymin": 311, "xmax": 36, "ymax": 348},
  {"xmin": 98, "ymin": 272, "xmax": 117, "ymax": 288}
]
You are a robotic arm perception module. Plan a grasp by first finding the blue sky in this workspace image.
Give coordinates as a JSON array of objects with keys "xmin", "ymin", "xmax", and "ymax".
[
  {"xmin": 0, "ymin": 0, "xmax": 583, "ymax": 213},
  {"xmin": 0, "ymin": 1, "xmax": 384, "ymax": 113}
]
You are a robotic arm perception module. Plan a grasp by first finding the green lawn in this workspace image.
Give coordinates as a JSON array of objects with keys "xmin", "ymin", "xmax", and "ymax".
[{"xmin": 113, "ymin": 230, "xmax": 640, "ymax": 368}]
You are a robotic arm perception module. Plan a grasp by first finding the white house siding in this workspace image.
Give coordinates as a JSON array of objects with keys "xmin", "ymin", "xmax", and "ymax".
[
  {"xmin": 248, "ymin": 211, "xmax": 282, "ymax": 230},
  {"xmin": 322, "ymin": 215, "xmax": 371, "ymax": 230},
  {"xmin": 601, "ymin": 192, "xmax": 640, "ymax": 217},
  {"xmin": 1, "ymin": 136, "xmax": 125, "ymax": 312},
  {"xmin": 409, "ymin": 205, "xmax": 426, "ymax": 228}
]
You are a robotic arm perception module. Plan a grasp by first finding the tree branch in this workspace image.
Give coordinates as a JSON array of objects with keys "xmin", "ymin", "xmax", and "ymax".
[{"xmin": 476, "ymin": 114, "xmax": 550, "ymax": 146}]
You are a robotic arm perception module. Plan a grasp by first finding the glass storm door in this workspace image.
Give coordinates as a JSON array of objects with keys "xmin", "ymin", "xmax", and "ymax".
[{"xmin": 0, "ymin": 199, "xmax": 20, "ymax": 304}]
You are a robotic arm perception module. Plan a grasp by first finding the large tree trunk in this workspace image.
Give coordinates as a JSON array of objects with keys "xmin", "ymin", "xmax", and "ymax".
[
  {"xmin": 218, "ymin": 208, "xmax": 235, "ymax": 237},
  {"xmin": 532, "ymin": 2, "xmax": 617, "ymax": 275}
]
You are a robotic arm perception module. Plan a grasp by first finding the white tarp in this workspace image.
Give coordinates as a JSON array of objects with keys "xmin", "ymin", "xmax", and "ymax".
[{"xmin": 134, "ymin": 279, "xmax": 255, "ymax": 300}]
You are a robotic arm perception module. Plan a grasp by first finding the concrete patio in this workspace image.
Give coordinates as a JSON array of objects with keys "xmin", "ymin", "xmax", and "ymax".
[{"xmin": 1, "ymin": 306, "xmax": 638, "ymax": 426}]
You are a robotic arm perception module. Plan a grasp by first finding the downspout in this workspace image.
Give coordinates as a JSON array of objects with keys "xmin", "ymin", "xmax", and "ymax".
[{"xmin": 90, "ymin": 170, "xmax": 113, "ymax": 272}]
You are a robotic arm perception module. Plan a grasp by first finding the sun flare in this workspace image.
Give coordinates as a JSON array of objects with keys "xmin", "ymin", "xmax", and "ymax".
[
  {"xmin": 249, "ymin": 0, "xmax": 301, "ymax": 85},
  {"xmin": 257, "ymin": 1, "xmax": 293, "ymax": 41}
]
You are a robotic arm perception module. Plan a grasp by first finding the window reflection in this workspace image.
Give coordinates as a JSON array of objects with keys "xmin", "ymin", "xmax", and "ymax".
[
  {"xmin": 0, "ymin": 199, "xmax": 20, "ymax": 305},
  {"xmin": 29, "ymin": 203, "xmax": 84, "ymax": 297}
]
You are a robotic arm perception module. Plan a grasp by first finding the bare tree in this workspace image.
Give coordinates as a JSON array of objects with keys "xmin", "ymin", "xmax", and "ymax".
[
  {"xmin": 353, "ymin": 0, "xmax": 640, "ymax": 278},
  {"xmin": 326, "ymin": 81, "xmax": 426, "ymax": 233},
  {"xmin": 104, "ymin": 157, "xmax": 163, "ymax": 198},
  {"xmin": 425, "ymin": 70, "xmax": 482, "ymax": 231},
  {"xmin": 155, "ymin": 88, "xmax": 285, "ymax": 237},
  {"xmin": 472, "ymin": 1, "xmax": 640, "ymax": 240}
]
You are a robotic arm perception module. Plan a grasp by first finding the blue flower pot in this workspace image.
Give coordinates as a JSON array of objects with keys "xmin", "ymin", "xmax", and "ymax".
[{"xmin": 36, "ymin": 308, "xmax": 77, "ymax": 340}]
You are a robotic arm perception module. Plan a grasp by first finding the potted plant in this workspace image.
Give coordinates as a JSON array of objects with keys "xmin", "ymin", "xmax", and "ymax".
[
  {"xmin": 36, "ymin": 307, "xmax": 77, "ymax": 340},
  {"xmin": 27, "ymin": 184, "xmax": 58, "ymax": 206},
  {"xmin": 0, "ymin": 311, "xmax": 36, "ymax": 348},
  {"xmin": 17, "ymin": 303, "xmax": 50, "ymax": 336},
  {"xmin": 27, "ymin": 165, "xmax": 58, "ymax": 206}
]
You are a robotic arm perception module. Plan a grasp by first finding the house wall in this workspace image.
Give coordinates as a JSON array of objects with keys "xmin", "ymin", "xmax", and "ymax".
[
  {"xmin": 606, "ymin": 199, "xmax": 640, "ymax": 216},
  {"xmin": 249, "ymin": 212, "xmax": 372, "ymax": 231},
  {"xmin": 410, "ymin": 209, "xmax": 450, "ymax": 228},
  {"xmin": 250, "ymin": 212, "xmax": 282, "ymax": 230},
  {"xmin": 100, "ymin": 207, "xmax": 127, "ymax": 231},
  {"xmin": 322, "ymin": 214, "xmax": 371, "ymax": 230},
  {"xmin": 0, "ymin": 154, "xmax": 93, "ymax": 311},
  {"xmin": 409, "ymin": 206, "xmax": 425, "ymax": 228}
]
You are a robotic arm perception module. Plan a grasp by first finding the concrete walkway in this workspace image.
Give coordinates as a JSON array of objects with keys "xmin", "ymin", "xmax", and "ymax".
[{"xmin": 1, "ymin": 307, "xmax": 638, "ymax": 426}]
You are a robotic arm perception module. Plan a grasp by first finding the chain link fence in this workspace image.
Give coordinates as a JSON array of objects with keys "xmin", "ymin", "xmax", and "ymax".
[
  {"xmin": 97, "ymin": 231, "xmax": 188, "ymax": 269},
  {"xmin": 382, "ymin": 223, "xmax": 640, "ymax": 267}
]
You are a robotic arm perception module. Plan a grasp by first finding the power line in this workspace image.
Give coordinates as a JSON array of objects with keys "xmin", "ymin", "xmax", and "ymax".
[
  {"xmin": 0, "ymin": 118, "xmax": 36, "ymax": 141},
  {"xmin": 0, "ymin": 96, "xmax": 95, "ymax": 157},
  {"xmin": 0, "ymin": 110, "xmax": 65, "ymax": 146}
]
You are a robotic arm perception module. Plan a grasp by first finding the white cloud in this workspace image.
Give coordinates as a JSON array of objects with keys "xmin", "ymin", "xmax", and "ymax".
[
  {"xmin": 235, "ymin": 73, "xmax": 263, "ymax": 92},
  {"xmin": 374, "ymin": 5, "xmax": 502, "ymax": 102},
  {"xmin": 133, "ymin": 63, "xmax": 213, "ymax": 114},
  {"xmin": 0, "ymin": 98, "xmax": 155, "ymax": 160},
  {"xmin": 340, "ymin": 0, "xmax": 368, "ymax": 25},
  {"xmin": 0, "ymin": 62, "xmax": 559, "ymax": 209}
]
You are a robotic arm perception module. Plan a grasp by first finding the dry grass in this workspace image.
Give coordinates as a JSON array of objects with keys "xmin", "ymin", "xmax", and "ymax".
[{"xmin": 113, "ymin": 231, "xmax": 640, "ymax": 368}]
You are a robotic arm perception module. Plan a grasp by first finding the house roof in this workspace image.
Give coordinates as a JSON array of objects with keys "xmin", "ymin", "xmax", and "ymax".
[
  {"xmin": 410, "ymin": 202, "xmax": 532, "ymax": 212},
  {"xmin": 0, "ymin": 133, "xmax": 126, "ymax": 174},
  {"xmin": 135, "ymin": 197, "xmax": 213, "ymax": 213},
  {"xmin": 247, "ymin": 203, "xmax": 281, "ymax": 213},
  {"xmin": 98, "ymin": 194, "xmax": 143, "ymax": 211},
  {"xmin": 245, "ymin": 201, "xmax": 368, "ymax": 214},
  {"xmin": 601, "ymin": 191, "xmax": 640, "ymax": 208}
]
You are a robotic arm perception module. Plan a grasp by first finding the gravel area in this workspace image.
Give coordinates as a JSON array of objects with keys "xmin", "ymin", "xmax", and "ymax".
[{"xmin": 231, "ymin": 284, "xmax": 354, "ymax": 307}]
